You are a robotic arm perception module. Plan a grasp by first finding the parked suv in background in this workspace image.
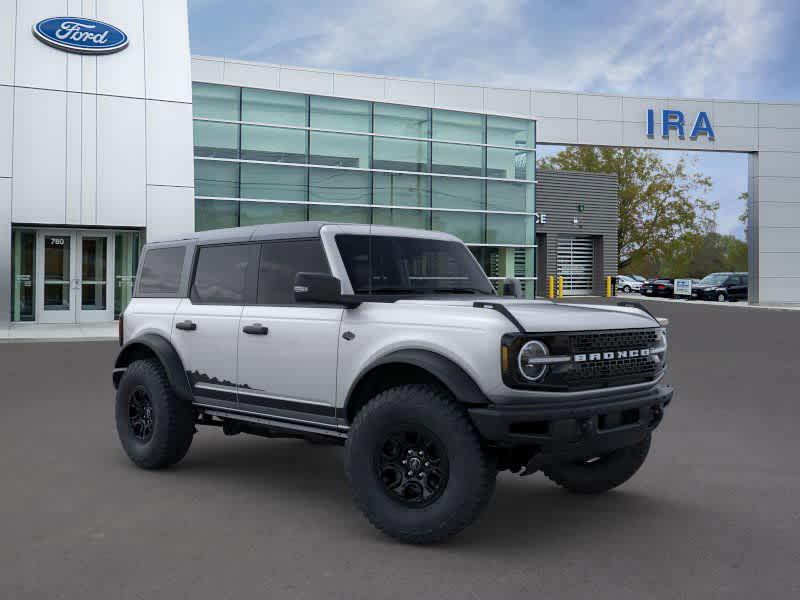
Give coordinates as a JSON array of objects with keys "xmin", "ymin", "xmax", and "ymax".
[
  {"xmin": 113, "ymin": 223, "xmax": 673, "ymax": 544},
  {"xmin": 691, "ymin": 272, "xmax": 749, "ymax": 302},
  {"xmin": 617, "ymin": 275, "xmax": 643, "ymax": 293}
]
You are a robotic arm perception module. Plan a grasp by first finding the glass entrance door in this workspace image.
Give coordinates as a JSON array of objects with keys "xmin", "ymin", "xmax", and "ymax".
[
  {"xmin": 78, "ymin": 232, "xmax": 113, "ymax": 322},
  {"xmin": 35, "ymin": 231, "xmax": 114, "ymax": 323}
]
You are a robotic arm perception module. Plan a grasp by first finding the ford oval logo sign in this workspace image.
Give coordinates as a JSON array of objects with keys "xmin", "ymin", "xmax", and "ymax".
[{"xmin": 32, "ymin": 17, "xmax": 128, "ymax": 55}]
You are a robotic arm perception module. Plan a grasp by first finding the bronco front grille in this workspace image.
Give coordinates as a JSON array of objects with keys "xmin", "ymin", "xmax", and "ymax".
[{"xmin": 563, "ymin": 329, "xmax": 661, "ymax": 388}]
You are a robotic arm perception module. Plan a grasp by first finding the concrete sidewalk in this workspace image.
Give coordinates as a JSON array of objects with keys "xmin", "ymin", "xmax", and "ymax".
[{"xmin": 0, "ymin": 322, "xmax": 118, "ymax": 343}]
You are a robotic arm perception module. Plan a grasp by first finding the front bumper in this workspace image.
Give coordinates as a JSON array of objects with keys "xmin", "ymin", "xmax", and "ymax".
[{"xmin": 468, "ymin": 384, "xmax": 673, "ymax": 459}]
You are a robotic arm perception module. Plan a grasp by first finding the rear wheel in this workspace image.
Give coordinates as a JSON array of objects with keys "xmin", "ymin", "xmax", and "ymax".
[
  {"xmin": 346, "ymin": 384, "xmax": 496, "ymax": 544},
  {"xmin": 542, "ymin": 435, "xmax": 651, "ymax": 494},
  {"xmin": 115, "ymin": 359, "xmax": 195, "ymax": 470}
]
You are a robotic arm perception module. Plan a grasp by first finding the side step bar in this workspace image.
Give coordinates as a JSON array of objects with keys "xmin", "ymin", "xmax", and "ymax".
[{"xmin": 195, "ymin": 404, "xmax": 348, "ymax": 441}]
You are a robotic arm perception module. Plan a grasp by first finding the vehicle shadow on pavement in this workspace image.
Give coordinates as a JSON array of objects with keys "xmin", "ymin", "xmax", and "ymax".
[{"xmin": 137, "ymin": 433, "xmax": 692, "ymax": 550}]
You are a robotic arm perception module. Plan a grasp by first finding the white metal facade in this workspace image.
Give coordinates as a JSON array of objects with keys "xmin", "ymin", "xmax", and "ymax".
[
  {"xmin": 0, "ymin": 0, "xmax": 195, "ymax": 324},
  {"xmin": 2, "ymin": 0, "xmax": 800, "ymax": 325}
]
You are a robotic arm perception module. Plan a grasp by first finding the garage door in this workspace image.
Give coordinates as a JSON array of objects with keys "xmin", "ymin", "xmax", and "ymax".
[{"xmin": 557, "ymin": 236, "xmax": 594, "ymax": 296}]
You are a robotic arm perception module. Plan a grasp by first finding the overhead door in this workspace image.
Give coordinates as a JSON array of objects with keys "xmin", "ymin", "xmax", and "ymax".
[{"xmin": 557, "ymin": 236, "xmax": 594, "ymax": 296}]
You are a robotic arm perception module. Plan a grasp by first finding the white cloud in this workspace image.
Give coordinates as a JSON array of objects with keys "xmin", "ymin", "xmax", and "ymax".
[{"xmin": 232, "ymin": 0, "xmax": 781, "ymax": 99}]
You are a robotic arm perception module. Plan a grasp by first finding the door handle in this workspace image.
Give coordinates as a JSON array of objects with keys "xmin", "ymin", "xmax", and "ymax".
[
  {"xmin": 175, "ymin": 320, "xmax": 197, "ymax": 331},
  {"xmin": 242, "ymin": 323, "xmax": 269, "ymax": 335}
]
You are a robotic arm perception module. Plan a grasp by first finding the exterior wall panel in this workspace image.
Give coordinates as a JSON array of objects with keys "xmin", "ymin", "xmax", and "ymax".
[
  {"xmin": 13, "ymin": 0, "xmax": 69, "ymax": 91},
  {"xmin": 96, "ymin": 0, "xmax": 146, "ymax": 98},
  {"xmin": 11, "ymin": 87, "xmax": 67, "ymax": 224},
  {"xmin": 96, "ymin": 94, "xmax": 147, "ymax": 226},
  {"xmin": 0, "ymin": 85, "xmax": 12, "ymax": 178},
  {"xmin": 142, "ymin": 0, "xmax": 192, "ymax": 103},
  {"xmin": 146, "ymin": 184, "xmax": 193, "ymax": 242},
  {"xmin": 0, "ymin": 1, "xmax": 16, "ymax": 86},
  {"xmin": 146, "ymin": 100, "xmax": 194, "ymax": 187}
]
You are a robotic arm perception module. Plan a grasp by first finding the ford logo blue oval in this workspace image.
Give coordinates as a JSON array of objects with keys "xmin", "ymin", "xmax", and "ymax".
[{"xmin": 33, "ymin": 17, "xmax": 128, "ymax": 54}]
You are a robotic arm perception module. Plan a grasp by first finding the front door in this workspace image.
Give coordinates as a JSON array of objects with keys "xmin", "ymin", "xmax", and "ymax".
[{"xmin": 36, "ymin": 230, "xmax": 114, "ymax": 323}]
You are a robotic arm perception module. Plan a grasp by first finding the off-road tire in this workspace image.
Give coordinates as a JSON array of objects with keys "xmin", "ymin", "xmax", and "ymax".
[
  {"xmin": 345, "ymin": 384, "xmax": 496, "ymax": 544},
  {"xmin": 542, "ymin": 434, "xmax": 651, "ymax": 494},
  {"xmin": 115, "ymin": 359, "xmax": 195, "ymax": 470}
]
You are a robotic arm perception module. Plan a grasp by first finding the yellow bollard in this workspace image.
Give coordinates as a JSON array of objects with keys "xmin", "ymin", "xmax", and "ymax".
[
  {"xmin": 548, "ymin": 275, "xmax": 555, "ymax": 299},
  {"xmin": 606, "ymin": 275, "xmax": 612, "ymax": 297},
  {"xmin": 557, "ymin": 276, "xmax": 564, "ymax": 299}
]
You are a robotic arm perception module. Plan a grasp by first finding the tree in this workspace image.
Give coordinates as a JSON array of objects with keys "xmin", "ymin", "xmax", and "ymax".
[{"xmin": 538, "ymin": 147, "xmax": 718, "ymax": 270}]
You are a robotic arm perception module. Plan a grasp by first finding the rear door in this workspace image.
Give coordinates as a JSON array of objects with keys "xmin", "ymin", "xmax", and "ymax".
[
  {"xmin": 171, "ymin": 243, "xmax": 258, "ymax": 407},
  {"xmin": 731, "ymin": 275, "xmax": 748, "ymax": 300},
  {"xmin": 236, "ymin": 239, "xmax": 342, "ymax": 426}
]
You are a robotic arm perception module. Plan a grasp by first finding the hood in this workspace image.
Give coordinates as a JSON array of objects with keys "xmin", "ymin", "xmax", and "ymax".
[{"xmin": 394, "ymin": 297, "xmax": 659, "ymax": 333}]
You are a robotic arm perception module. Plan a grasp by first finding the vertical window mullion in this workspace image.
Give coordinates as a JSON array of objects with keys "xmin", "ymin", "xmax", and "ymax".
[
  {"xmin": 305, "ymin": 95, "xmax": 311, "ymax": 221},
  {"xmin": 427, "ymin": 108, "xmax": 433, "ymax": 230},
  {"xmin": 237, "ymin": 87, "xmax": 243, "ymax": 227}
]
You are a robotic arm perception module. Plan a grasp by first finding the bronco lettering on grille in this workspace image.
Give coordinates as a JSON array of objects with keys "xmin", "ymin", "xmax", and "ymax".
[{"xmin": 574, "ymin": 348, "xmax": 652, "ymax": 362}]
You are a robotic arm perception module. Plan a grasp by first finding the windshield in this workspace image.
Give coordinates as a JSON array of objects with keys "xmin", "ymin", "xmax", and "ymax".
[
  {"xmin": 699, "ymin": 273, "xmax": 729, "ymax": 285},
  {"xmin": 336, "ymin": 234, "xmax": 495, "ymax": 296}
]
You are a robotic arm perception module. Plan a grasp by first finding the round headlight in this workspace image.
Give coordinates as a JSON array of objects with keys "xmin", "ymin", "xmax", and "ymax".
[{"xmin": 518, "ymin": 340, "xmax": 550, "ymax": 382}]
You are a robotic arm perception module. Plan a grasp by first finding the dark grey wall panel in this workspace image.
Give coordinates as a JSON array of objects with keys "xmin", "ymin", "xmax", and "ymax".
[{"xmin": 536, "ymin": 169, "xmax": 619, "ymax": 294}]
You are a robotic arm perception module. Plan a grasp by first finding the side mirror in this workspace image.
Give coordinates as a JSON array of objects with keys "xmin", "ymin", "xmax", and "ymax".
[
  {"xmin": 294, "ymin": 272, "xmax": 359, "ymax": 307},
  {"xmin": 502, "ymin": 276, "xmax": 523, "ymax": 299}
]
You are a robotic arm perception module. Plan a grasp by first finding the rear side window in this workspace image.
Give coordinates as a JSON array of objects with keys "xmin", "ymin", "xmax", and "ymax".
[
  {"xmin": 137, "ymin": 246, "xmax": 186, "ymax": 295},
  {"xmin": 191, "ymin": 244, "xmax": 253, "ymax": 304},
  {"xmin": 257, "ymin": 239, "xmax": 330, "ymax": 305}
]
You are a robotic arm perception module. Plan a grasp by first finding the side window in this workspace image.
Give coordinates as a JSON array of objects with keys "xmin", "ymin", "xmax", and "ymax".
[
  {"xmin": 257, "ymin": 239, "xmax": 330, "ymax": 305},
  {"xmin": 191, "ymin": 244, "xmax": 252, "ymax": 305},
  {"xmin": 137, "ymin": 246, "xmax": 186, "ymax": 296}
]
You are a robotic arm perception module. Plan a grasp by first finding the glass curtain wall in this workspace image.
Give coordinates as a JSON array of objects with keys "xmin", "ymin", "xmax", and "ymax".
[{"xmin": 193, "ymin": 83, "xmax": 537, "ymax": 296}]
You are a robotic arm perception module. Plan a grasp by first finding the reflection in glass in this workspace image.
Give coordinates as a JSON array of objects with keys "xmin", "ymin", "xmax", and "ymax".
[
  {"xmin": 374, "ymin": 104, "xmax": 429, "ymax": 137},
  {"xmin": 432, "ymin": 110, "xmax": 484, "ymax": 143},
  {"xmin": 432, "ymin": 177, "xmax": 483, "ymax": 210},
  {"xmin": 240, "ymin": 201, "xmax": 307, "ymax": 226},
  {"xmin": 432, "ymin": 211, "xmax": 484, "ymax": 244},
  {"xmin": 311, "ymin": 96, "xmax": 370, "ymax": 131},
  {"xmin": 193, "ymin": 121, "xmax": 239, "ymax": 159},
  {"xmin": 373, "ymin": 173, "xmax": 430, "ymax": 207},
  {"xmin": 192, "ymin": 83, "xmax": 240, "ymax": 120},
  {"xmin": 44, "ymin": 235, "xmax": 71, "ymax": 311},
  {"xmin": 11, "ymin": 230, "xmax": 36, "ymax": 321},
  {"xmin": 373, "ymin": 208, "xmax": 429, "ymax": 229},
  {"xmin": 81, "ymin": 237, "xmax": 107, "ymax": 310},
  {"xmin": 241, "ymin": 125, "xmax": 306, "ymax": 163},
  {"xmin": 310, "ymin": 132, "xmax": 369, "ymax": 168},
  {"xmin": 486, "ymin": 181, "xmax": 533, "ymax": 212},
  {"xmin": 196, "ymin": 198, "xmax": 239, "ymax": 231},
  {"xmin": 486, "ymin": 148, "xmax": 532, "ymax": 179},
  {"xmin": 431, "ymin": 142, "xmax": 483, "ymax": 176},
  {"xmin": 486, "ymin": 214, "xmax": 533, "ymax": 245},
  {"xmin": 309, "ymin": 169, "xmax": 370, "ymax": 204},
  {"xmin": 373, "ymin": 137, "xmax": 428, "ymax": 172},
  {"xmin": 309, "ymin": 204, "xmax": 370, "ymax": 223},
  {"xmin": 240, "ymin": 164, "xmax": 307, "ymax": 201},
  {"xmin": 486, "ymin": 116, "xmax": 534, "ymax": 148},
  {"xmin": 242, "ymin": 88, "xmax": 307, "ymax": 126},
  {"xmin": 114, "ymin": 232, "xmax": 141, "ymax": 318},
  {"xmin": 195, "ymin": 160, "xmax": 239, "ymax": 198}
]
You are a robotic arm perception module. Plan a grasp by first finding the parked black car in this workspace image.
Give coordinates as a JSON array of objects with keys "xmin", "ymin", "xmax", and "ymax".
[
  {"xmin": 691, "ymin": 272, "xmax": 748, "ymax": 302},
  {"xmin": 640, "ymin": 279, "xmax": 674, "ymax": 298}
]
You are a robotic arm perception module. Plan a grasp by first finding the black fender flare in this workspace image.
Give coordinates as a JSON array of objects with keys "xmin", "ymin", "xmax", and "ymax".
[
  {"xmin": 113, "ymin": 333, "xmax": 193, "ymax": 403},
  {"xmin": 345, "ymin": 349, "xmax": 489, "ymax": 416}
]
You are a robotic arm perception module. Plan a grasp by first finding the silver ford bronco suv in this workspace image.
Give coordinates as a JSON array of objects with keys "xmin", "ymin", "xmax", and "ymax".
[{"xmin": 114, "ymin": 222, "xmax": 673, "ymax": 544}]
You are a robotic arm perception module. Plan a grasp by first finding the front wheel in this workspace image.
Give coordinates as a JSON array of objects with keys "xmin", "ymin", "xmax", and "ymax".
[
  {"xmin": 542, "ymin": 435, "xmax": 651, "ymax": 494},
  {"xmin": 622, "ymin": 285, "xmax": 632, "ymax": 293},
  {"xmin": 115, "ymin": 359, "xmax": 195, "ymax": 470},
  {"xmin": 717, "ymin": 292, "xmax": 727, "ymax": 302},
  {"xmin": 345, "ymin": 385, "xmax": 496, "ymax": 544}
]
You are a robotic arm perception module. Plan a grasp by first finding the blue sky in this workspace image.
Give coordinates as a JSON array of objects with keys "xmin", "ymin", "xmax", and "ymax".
[{"xmin": 188, "ymin": 0, "xmax": 800, "ymax": 239}]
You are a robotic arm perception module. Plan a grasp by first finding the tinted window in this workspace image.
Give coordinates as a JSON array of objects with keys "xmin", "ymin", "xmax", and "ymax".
[
  {"xmin": 257, "ymin": 240, "xmax": 330, "ymax": 305},
  {"xmin": 335, "ymin": 235, "xmax": 494, "ymax": 295},
  {"xmin": 137, "ymin": 246, "xmax": 186, "ymax": 296},
  {"xmin": 191, "ymin": 244, "xmax": 252, "ymax": 304}
]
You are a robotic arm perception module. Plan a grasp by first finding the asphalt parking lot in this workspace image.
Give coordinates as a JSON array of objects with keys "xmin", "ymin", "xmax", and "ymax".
[{"xmin": 1, "ymin": 299, "xmax": 799, "ymax": 599}]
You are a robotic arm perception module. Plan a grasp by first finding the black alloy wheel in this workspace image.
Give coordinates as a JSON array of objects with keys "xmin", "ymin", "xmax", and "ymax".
[
  {"xmin": 128, "ymin": 386, "xmax": 154, "ymax": 442},
  {"xmin": 376, "ymin": 427, "xmax": 449, "ymax": 507}
]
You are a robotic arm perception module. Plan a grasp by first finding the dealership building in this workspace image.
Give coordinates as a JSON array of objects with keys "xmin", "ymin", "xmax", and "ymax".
[{"xmin": 2, "ymin": 1, "xmax": 800, "ymax": 324}]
